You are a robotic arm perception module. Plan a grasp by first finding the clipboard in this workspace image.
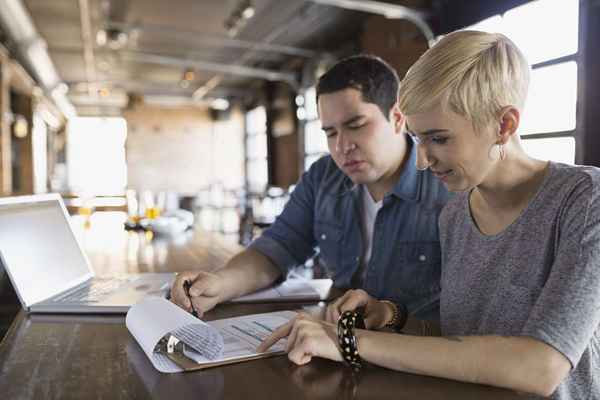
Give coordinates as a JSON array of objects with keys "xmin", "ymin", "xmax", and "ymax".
[
  {"xmin": 156, "ymin": 332, "xmax": 285, "ymax": 371},
  {"xmin": 126, "ymin": 297, "xmax": 295, "ymax": 373}
]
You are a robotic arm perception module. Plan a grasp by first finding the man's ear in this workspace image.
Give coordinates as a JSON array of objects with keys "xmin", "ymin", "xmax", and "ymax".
[
  {"xmin": 497, "ymin": 106, "xmax": 520, "ymax": 144},
  {"xmin": 390, "ymin": 103, "xmax": 405, "ymax": 134}
]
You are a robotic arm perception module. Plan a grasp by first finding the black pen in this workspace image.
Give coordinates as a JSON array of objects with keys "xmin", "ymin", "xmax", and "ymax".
[{"xmin": 183, "ymin": 280, "xmax": 199, "ymax": 317}]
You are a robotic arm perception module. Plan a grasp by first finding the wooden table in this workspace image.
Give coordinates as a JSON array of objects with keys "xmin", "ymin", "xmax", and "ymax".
[{"xmin": 0, "ymin": 212, "xmax": 539, "ymax": 399}]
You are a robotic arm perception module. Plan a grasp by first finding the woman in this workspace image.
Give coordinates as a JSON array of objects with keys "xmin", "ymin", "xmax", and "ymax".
[{"xmin": 257, "ymin": 30, "xmax": 600, "ymax": 399}]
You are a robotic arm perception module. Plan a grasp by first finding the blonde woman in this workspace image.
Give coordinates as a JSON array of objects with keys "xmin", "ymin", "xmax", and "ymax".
[{"xmin": 258, "ymin": 31, "xmax": 600, "ymax": 399}]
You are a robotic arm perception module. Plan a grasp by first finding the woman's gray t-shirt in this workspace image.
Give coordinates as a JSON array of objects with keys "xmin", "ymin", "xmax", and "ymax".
[{"xmin": 440, "ymin": 162, "xmax": 600, "ymax": 400}]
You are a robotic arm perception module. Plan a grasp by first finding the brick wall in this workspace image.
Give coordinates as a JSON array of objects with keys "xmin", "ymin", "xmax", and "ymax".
[{"xmin": 123, "ymin": 104, "xmax": 244, "ymax": 195}]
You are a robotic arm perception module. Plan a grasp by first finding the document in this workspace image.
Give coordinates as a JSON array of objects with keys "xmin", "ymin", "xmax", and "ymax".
[
  {"xmin": 126, "ymin": 297, "xmax": 295, "ymax": 373},
  {"xmin": 229, "ymin": 278, "xmax": 332, "ymax": 303}
]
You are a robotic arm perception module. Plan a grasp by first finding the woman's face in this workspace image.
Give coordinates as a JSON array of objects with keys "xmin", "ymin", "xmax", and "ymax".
[{"xmin": 405, "ymin": 105, "xmax": 500, "ymax": 192}]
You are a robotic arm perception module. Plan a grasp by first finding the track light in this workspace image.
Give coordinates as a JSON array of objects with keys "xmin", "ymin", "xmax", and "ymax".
[{"xmin": 224, "ymin": 1, "xmax": 255, "ymax": 37}]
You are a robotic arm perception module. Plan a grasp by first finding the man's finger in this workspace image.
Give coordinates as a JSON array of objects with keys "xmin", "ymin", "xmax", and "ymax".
[
  {"xmin": 189, "ymin": 273, "xmax": 220, "ymax": 298},
  {"xmin": 171, "ymin": 272, "xmax": 197, "ymax": 310},
  {"xmin": 190, "ymin": 296, "xmax": 220, "ymax": 317},
  {"xmin": 257, "ymin": 319, "xmax": 294, "ymax": 353}
]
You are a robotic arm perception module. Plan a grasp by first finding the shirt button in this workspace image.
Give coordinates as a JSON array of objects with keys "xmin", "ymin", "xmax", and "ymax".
[
  {"xmin": 321, "ymin": 234, "xmax": 327, "ymax": 240},
  {"xmin": 419, "ymin": 254, "xmax": 427, "ymax": 262}
]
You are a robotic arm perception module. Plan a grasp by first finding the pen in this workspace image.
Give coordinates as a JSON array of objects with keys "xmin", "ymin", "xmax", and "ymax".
[{"xmin": 183, "ymin": 280, "xmax": 199, "ymax": 317}]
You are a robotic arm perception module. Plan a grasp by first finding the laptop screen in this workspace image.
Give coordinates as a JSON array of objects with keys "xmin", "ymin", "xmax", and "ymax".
[{"xmin": 0, "ymin": 198, "xmax": 93, "ymax": 308}]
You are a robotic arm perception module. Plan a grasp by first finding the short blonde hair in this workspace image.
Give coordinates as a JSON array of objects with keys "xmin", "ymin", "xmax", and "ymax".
[{"xmin": 398, "ymin": 30, "xmax": 530, "ymax": 130}]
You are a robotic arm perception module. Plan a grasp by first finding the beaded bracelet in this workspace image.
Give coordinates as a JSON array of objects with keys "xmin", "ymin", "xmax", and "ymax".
[
  {"xmin": 337, "ymin": 310, "xmax": 366, "ymax": 370},
  {"xmin": 380, "ymin": 300, "xmax": 408, "ymax": 333}
]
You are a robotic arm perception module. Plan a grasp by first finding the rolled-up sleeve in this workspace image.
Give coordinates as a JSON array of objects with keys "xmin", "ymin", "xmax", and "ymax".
[{"xmin": 249, "ymin": 161, "xmax": 323, "ymax": 276}]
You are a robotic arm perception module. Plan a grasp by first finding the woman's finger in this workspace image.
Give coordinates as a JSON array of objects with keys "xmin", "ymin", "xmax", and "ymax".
[
  {"xmin": 326, "ymin": 290, "xmax": 353, "ymax": 322},
  {"xmin": 338, "ymin": 289, "xmax": 369, "ymax": 314},
  {"xmin": 257, "ymin": 319, "xmax": 294, "ymax": 353},
  {"xmin": 288, "ymin": 331, "xmax": 312, "ymax": 365},
  {"xmin": 286, "ymin": 318, "xmax": 304, "ymax": 353}
]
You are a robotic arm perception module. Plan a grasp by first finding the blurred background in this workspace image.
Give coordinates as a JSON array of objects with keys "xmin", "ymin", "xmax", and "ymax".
[
  {"xmin": 0, "ymin": 0, "xmax": 595, "ymax": 238},
  {"xmin": 0, "ymin": 0, "xmax": 598, "ymax": 339}
]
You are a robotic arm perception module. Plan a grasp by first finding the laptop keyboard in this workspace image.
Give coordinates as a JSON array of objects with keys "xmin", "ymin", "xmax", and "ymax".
[{"xmin": 52, "ymin": 278, "xmax": 130, "ymax": 303}]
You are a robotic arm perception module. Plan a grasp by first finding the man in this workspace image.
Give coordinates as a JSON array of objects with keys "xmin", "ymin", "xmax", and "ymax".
[{"xmin": 171, "ymin": 55, "xmax": 448, "ymax": 321}]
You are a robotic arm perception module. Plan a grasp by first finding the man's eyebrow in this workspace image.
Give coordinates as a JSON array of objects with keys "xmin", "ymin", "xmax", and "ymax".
[
  {"xmin": 405, "ymin": 123, "xmax": 449, "ymax": 136},
  {"xmin": 321, "ymin": 115, "xmax": 365, "ymax": 131}
]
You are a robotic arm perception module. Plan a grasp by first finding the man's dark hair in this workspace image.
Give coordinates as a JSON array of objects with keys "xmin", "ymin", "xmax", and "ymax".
[{"xmin": 316, "ymin": 54, "xmax": 400, "ymax": 119}]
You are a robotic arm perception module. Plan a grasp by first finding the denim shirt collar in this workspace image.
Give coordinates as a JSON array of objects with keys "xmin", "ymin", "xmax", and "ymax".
[{"xmin": 389, "ymin": 139, "xmax": 421, "ymax": 202}]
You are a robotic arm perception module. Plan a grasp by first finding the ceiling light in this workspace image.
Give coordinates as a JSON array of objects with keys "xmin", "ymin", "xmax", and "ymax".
[
  {"xmin": 296, "ymin": 107, "xmax": 306, "ymax": 121},
  {"xmin": 98, "ymin": 28, "xmax": 129, "ymax": 49},
  {"xmin": 183, "ymin": 69, "xmax": 195, "ymax": 81},
  {"xmin": 96, "ymin": 29, "xmax": 107, "ymax": 46},
  {"xmin": 224, "ymin": 1, "xmax": 255, "ymax": 37},
  {"xmin": 210, "ymin": 98, "xmax": 230, "ymax": 111},
  {"xmin": 12, "ymin": 115, "xmax": 29, "ymax": 139},
  {"xmin": 241, "ymin": 5, "xmax": 255, "ymax": 19}
]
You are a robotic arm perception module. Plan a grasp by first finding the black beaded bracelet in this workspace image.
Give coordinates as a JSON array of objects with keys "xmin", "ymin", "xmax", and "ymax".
[
  {"xmin": 381, "ymin": 300, "xmax": 408, "ymax": 333},
  {"xmin": 337, "ymin": 310, "xmax": 366, "ymax": 370}
]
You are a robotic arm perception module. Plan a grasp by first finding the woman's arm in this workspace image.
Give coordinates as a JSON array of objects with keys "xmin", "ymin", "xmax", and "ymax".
[
  {"xmin": 357, "ymin": 330, "xmax": 570, "ymax": 397},
  {"xmin": 258, "ymin": 313, "xmax": 570, "ymax": 397}
]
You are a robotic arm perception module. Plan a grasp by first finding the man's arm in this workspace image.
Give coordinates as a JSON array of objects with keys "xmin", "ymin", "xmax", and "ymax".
[
  {"xmin": 172, "ymin": 158, "xmax": 330, "ymax": 315},
  {"xmin": 170, "ymin": 248, "xmax": 281, "ymax": 316},
  {"xmin": 214, "ymin": 248, "xmax": 283, "ymax": 300}
]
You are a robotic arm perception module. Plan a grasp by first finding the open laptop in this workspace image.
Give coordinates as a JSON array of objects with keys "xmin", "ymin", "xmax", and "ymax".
[{"xmin": 0, "ymin": 193, "xmax": 175, "ymax": 314}]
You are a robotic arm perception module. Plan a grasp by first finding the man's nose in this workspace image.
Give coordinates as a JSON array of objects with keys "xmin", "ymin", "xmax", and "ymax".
[{"xmin": 335, "ymin": 132, "xmax": 356, "ymax": 154}]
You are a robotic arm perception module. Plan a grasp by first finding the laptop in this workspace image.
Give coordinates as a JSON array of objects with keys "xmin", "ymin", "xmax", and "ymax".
[{"xmin": 0, "ymin": 193, "xmax": 175, "ymax": 314}]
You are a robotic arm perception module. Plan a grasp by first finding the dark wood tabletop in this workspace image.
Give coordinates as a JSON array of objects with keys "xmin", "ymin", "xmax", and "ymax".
[{"xmin": 0, "ymin": 212, "xmax": 540, "ymax": 400}]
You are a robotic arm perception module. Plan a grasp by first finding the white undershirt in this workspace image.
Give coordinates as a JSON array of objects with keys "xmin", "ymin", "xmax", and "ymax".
[{"xmin": 359, "ymin": 184, "xmax": 383, "ymax": 278}]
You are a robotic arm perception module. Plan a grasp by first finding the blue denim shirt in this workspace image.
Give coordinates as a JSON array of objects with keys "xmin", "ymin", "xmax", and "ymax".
[{"xmin": 250, "ymin": 140, "xmax": 449, "ymax": 321}]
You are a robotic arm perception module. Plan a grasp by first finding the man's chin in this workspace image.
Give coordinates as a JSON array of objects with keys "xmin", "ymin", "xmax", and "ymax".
[{"xmin": 345, "ymin": 172, "xmax": 372, "ymax": 185}]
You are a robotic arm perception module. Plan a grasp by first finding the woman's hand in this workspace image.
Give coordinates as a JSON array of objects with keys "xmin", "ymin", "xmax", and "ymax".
[
  {"xmin": 257, "ymin": 313, "xmax": 343, "ymax": 365},
  {"xmin": 325, "ymin": 289, "xmax": 393, "ymax": 330}
]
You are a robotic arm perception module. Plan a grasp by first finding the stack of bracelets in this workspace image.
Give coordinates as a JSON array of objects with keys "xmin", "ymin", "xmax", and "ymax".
[{"xmin": 336, "ymin": 301, "xmax": 408, "ymax": 370}]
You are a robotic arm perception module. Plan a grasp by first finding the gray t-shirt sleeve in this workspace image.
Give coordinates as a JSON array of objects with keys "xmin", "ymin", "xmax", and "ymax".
[{"xmin": 522, "ymin": 174, "xmax": 600, "ymax": 368}]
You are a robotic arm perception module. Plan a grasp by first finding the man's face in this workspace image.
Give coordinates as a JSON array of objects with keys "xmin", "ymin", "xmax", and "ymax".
[
  {"xmin": 318, "ymin": 88, "xmax": 405, "ymax": 186},
  {"xmin": 405, "ymin": 104, "xmax": 498, "ymax": 192}
]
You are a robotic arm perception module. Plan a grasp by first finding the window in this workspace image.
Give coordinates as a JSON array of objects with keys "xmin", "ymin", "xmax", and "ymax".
[
  {"xmin": 245, "ymin": 106, "xmax": 268, "ymax": 193},
  {"xmin": 520, "ymin": 61, "xmax": 577, "ymax": 135},
  {"xmin": 502, "ymin": 0, "xmax": 578, "ymax": 65},
  {"xmin": 466, "ymin": 0, "xmax": 579, "ymax": 164},
  {"xmin": 299, "ymin": 87, "xmax": 329, "ymax": 170},
  {"xmin": 67, "ymin": 117, "xmax": 127, "ymax": 195}
]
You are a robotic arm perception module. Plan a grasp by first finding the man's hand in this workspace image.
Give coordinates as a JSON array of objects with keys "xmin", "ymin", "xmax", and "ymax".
[
  {"xmin": 170, "ymin": 270, "xmax": 224, "ymax": 317},
  {"xmin": 325, "ymin": 289, "xmax": 393, "ymax": 330},
  {"xmin": 257, "ymin": 313, "xmax": 342, "ymax": 365}
]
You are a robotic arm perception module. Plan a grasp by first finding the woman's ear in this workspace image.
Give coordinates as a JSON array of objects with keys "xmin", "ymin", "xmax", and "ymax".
[{"xmin": 497, "ymin": 106, "xmax": 520, "ymax": 144}]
